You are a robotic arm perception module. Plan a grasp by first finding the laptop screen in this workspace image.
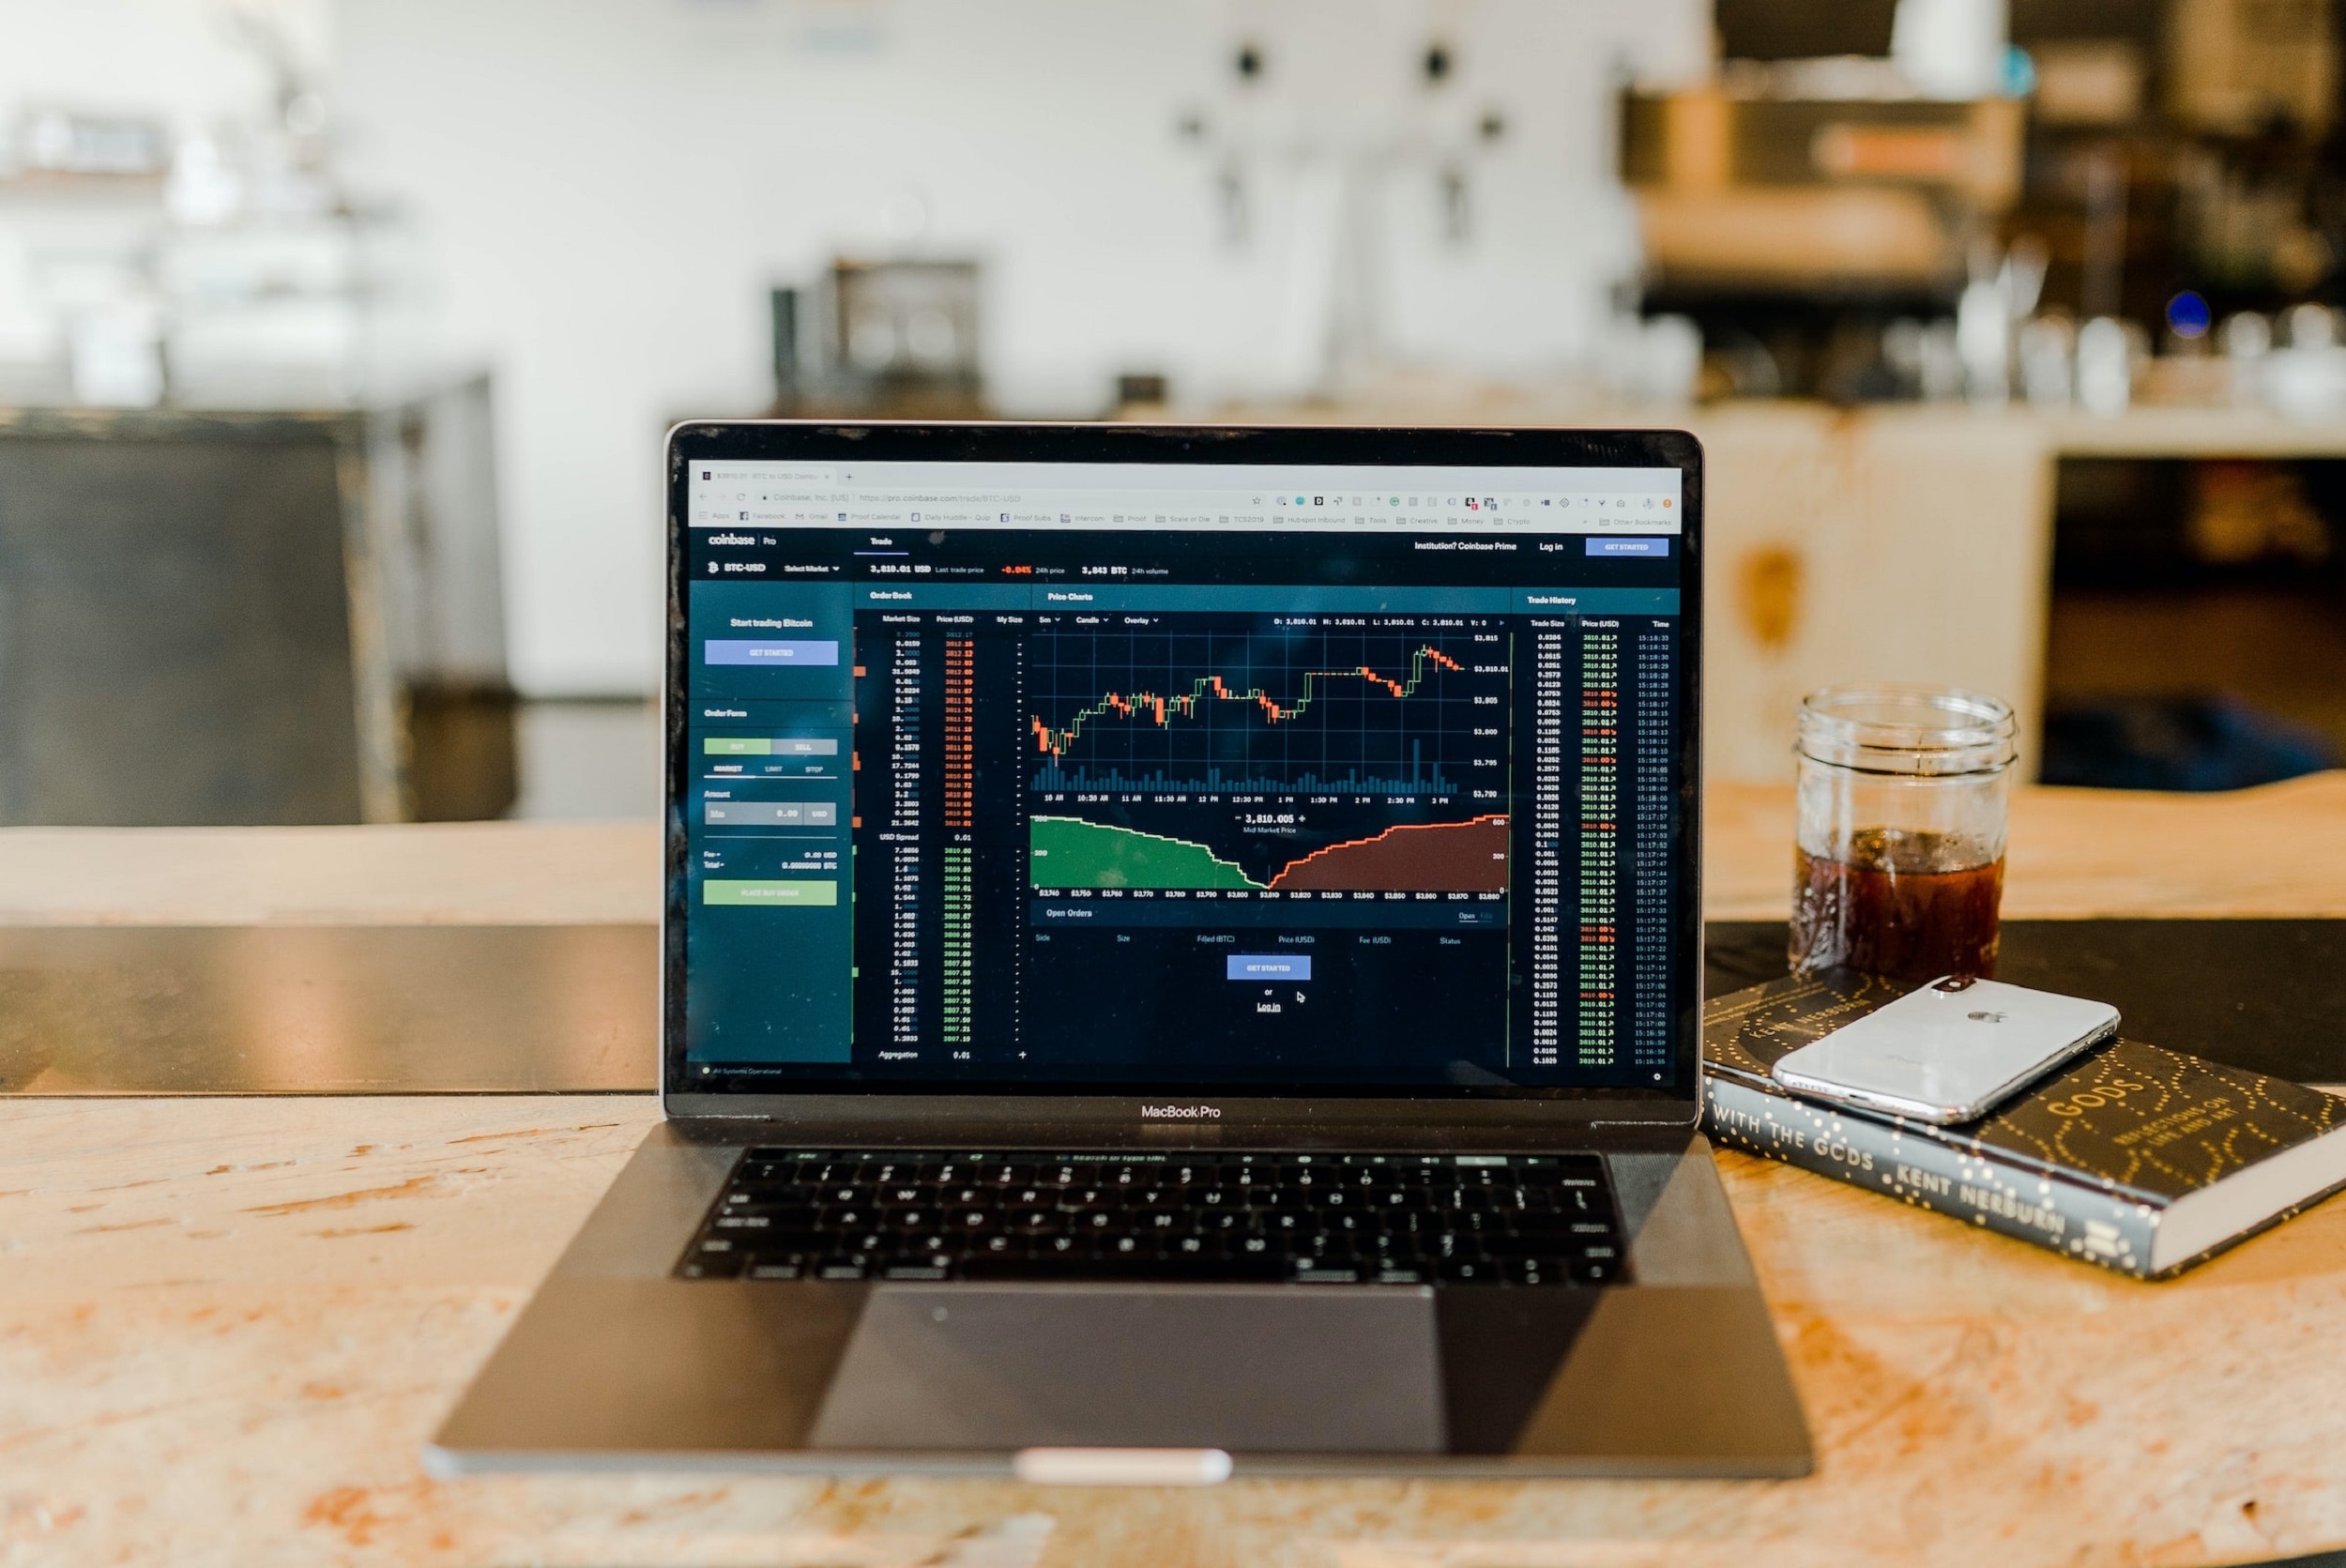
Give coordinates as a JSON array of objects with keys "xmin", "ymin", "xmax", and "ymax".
[{"xmin": 671, "ymin": 440, "xmax": 1694, "ymax": 1101}]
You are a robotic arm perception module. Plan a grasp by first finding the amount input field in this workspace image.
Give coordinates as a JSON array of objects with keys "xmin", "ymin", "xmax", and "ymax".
[{"xmin": 704, "ymin": 801, "xmax": 838, "ymax": 826}]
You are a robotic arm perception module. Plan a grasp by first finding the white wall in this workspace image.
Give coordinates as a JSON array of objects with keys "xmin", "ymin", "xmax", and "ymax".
[
  {"xmin": 3, "ymin": 0, "xmax": 1704, "ymax": 695},
  {"xmin": 0, "ymin": 0, "xmax": 333, "ymax": 362},
  {"xmin": 0, "ymin": 0, "xmax": 329, "ymax": 123},
  {"xmin": 329, "ymin": 0, "xmax": 1706, "ymax": 694}
]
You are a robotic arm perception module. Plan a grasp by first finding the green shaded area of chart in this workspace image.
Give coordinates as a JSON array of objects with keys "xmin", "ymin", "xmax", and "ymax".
[{"xmin": 1028, "ymin": 815, "xmax": 1258, "ymax": 890}]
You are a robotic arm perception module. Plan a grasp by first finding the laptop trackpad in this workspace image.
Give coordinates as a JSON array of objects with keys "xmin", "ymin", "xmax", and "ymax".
[{"xmin": 806, "ymin": 1286, "xmax": 1443, "ymax": 1454}]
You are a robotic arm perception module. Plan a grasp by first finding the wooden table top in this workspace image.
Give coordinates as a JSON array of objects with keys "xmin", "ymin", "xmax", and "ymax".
[{"xmin": 8, "ymin": 775, "xmax": 2346, "ymax": 1566}]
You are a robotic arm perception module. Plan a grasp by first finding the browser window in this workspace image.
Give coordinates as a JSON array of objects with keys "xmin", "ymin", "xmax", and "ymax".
[{"xmin": 678, "ymin": 460, "xmax": 1685, "ymax": 1094}]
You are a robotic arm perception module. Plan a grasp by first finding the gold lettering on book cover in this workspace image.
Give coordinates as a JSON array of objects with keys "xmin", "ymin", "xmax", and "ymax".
[{"xmin": 1703, "ymin": 972, "xmax": 2345, "ymax": 1206}]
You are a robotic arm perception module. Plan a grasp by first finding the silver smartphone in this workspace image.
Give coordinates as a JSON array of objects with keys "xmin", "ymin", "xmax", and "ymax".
[{"xmin": 1768, "ymin": 975, "xmax": 2121, "ymax": 1125}]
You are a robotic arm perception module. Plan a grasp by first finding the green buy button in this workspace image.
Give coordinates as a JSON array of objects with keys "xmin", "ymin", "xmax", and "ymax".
[
  {"xmin": 703, "ymin": 879, "xmax": 837, "ymax": 906},
  {"xmin": 705, "ymin": 738, "xmax": 771, "ymax": 755}
]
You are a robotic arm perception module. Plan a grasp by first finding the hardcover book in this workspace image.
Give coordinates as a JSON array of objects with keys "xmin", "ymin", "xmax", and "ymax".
[{"xmin": 1703, "ymin": 969, "xmax": 2346, "ymax": 1277}]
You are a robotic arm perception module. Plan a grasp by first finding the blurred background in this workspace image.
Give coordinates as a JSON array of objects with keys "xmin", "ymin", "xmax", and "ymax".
[{"xmin": 4, "ymin": 0, "xmax": 2343, "ymax": 825}]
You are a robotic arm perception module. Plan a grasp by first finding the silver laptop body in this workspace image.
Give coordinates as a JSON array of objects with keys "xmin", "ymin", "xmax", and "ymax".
[{"xmin": 431, "ymin": 421, "xmax": 1809, "ymax": 1478}]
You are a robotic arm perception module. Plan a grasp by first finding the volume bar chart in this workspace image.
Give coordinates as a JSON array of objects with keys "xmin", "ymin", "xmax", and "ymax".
[{"xmin": 1031, "ymin": 744, "xmax": 1453, "ymax": 798}]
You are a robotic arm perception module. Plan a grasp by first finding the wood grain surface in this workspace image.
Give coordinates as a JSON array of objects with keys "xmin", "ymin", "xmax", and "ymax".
[
  {"xmin": 10, "ymin": 1095, "xmax": 2346, "ymax": 1567},
  {"xmin": 8, "ymin": 777, "xmax": 2346, "ymax": 1564},
  {"xmin": 1705, "ymin": 772, "xmax": 2346, "ymax": 920}
]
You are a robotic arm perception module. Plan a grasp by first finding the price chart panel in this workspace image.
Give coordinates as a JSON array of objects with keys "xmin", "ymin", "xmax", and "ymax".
[{"xmin": 1011, "ymin": 610, "xmax": 1514, "ymax": 1077}]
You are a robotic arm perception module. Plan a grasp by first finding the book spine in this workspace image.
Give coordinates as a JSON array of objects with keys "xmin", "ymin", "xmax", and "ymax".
[{"xmin": 1703, "ymin": 1074, "xmax": 2160, "ymax": 1277}]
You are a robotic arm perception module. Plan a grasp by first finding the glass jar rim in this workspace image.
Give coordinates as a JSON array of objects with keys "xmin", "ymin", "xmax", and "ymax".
[{"xmin": 1795, "ymin": 684, "xmax": 2016, "ymax": 776}]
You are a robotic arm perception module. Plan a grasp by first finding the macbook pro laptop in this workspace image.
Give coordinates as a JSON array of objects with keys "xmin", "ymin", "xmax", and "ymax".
[{"xmin": 430, "ymin": 421, "xmax": 1811, "ymax": 1479}]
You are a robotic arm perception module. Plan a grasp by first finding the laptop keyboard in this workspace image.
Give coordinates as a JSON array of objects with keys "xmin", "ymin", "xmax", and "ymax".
[{"xmin": 675, "ymin": 1149, "xmax": 1624, "ymax": 1286}]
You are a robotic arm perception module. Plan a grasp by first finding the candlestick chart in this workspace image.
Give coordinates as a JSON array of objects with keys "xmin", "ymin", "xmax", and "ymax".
[{"xmin": 1026, "ymin": 624, "xmax": 1501, "ymax": 797}]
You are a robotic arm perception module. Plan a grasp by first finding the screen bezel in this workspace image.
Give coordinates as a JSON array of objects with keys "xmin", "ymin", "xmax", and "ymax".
[{"xmin": 662, "ymin": 421, "xmax": 1705, "ymax": 1134}]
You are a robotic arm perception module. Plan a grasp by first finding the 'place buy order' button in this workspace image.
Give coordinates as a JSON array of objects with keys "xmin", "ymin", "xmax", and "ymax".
[{"xmin": 702, "ymin": 879, "xmax": 837, "ymax": 907}]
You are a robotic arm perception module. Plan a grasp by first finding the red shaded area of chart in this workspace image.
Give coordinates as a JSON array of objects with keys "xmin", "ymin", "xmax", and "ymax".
[{"xmin": 1267, "ymin": 814, "xmax": 1508, "ymax": 892}]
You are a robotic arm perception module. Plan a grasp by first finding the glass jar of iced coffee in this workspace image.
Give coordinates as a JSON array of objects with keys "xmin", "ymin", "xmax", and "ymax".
[{"xmin": 1790, "ymin": 685, "xmax": 2017, "ymax": 982}]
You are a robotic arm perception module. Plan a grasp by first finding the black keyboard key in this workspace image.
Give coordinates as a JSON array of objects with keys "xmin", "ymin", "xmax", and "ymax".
[
  {"xmin": 739, "ymin": 1233, "xmax": 827, "ymax": 1258},
  {"xmin": 955, "ymin": 1256, "xmax": 1091, "ymax": 1280},
  {"xmin": 709, "ymin": 1213, "xmax": 775, "ymax": 1232},
  {"xmin": 964, "ymin": 1254, "xmax": 1203, "ymax": 1283},
  {"xmin": 1504, "ymin": 1212, "xmax": 1589, "ymax": 1238}
]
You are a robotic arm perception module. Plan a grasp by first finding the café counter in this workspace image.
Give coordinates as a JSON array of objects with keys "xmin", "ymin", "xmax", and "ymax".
[{"xmin": 5, "ymin": 775, "xmax": 2346, "ymax": 1565}]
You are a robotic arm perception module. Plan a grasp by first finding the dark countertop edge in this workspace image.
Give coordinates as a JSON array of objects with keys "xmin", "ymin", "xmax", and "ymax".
[{"xmin": 0, "ymin": 373, "xmax": 491, "ymax": 433}]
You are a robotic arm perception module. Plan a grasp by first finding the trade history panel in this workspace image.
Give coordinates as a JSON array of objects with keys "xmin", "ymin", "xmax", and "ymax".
[{"xmin": 677, "ymin": 460, "xmax": 1686, "ymax": 1093}]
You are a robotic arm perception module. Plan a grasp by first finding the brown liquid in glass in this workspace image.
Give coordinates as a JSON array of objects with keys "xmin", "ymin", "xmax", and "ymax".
[{"xmin": 1790, "ymin": 828, "xmax": 2003, "ymax": 983}]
